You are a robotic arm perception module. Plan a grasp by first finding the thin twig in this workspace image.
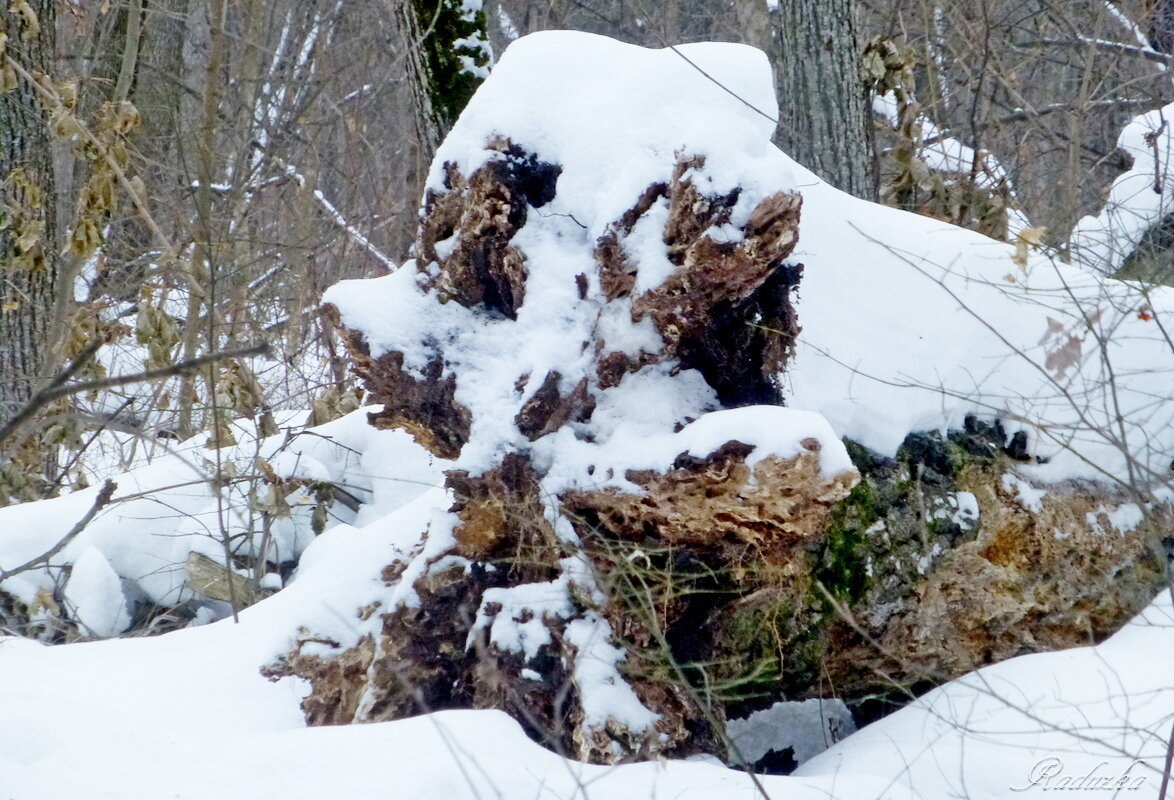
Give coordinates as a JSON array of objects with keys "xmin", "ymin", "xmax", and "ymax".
[
  {"xmin": 1160, "ymin": 713, "xmax": 1174, "ymax": 799},
  {"xmin": 0, "ymin": 480, "xmax": 117, "ymax": 581},
  {"xmin": 1025, "ymin": 36, "xmax": 1174, "ymax": 66},
  {"xmin": 0, "ymin": 344, "xmax": 270, "ymax": 450}
]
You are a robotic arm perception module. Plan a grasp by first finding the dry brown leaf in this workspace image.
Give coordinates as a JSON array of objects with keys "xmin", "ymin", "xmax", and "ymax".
[{"xmin": 1012, "ymin": 226, "xmax": 1047, "ymax": 269}]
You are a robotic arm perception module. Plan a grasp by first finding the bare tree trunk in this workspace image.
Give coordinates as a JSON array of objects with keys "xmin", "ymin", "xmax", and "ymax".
[
  {"xmin": 774, "ymin": 0, "xmax": 877, "ymax": 200},
  {"xmin": 1149, "ymin": 0, "xmax": 1174, "ymax": 53},
  {"xmin": 395, "ymin": 0, "xmax": 490, "ymax": 183},
  {"xmin": 396, "ymin": 0, "xmax": 445, "ymax": 173},
  {"xmin": 0, "ymin": 2, "xmax": 61, "ymax": 434},
  {"xmin": 734, "ymin": 0, "xmax": 772, "ymax": 54},
  {"xmin": 176, "ymin": 0, "xmax": 227, "ymax": 441}
]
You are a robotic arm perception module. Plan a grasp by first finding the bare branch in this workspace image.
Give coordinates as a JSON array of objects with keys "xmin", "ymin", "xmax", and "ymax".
[
  {"xmin": 0, "ymin": 480, "xmax": 117, "ymax": 581},
  {"xmin": 1025, "ymin": 36, "xmax": 1174, "ymax": 66},
  {"xmin": 0, "ymin": 344, "xmax": 270, "ymax": 450}
]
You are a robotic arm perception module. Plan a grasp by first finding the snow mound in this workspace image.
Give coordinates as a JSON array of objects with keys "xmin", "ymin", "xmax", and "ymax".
[
  {"xmin": 332, "ymin": 30, "xmax": 1174, "ymax": 487},
  {"xmin": 325, "ymin": 31, "xmax": 832, "ymax": 490},
  {"xmin": 1, "ymin": 489, "xmax": 1172, "ymax": 798},
  {"xmin": 0, "ymin": 409, "xmax": 444, "ymax": 636},
  {"xmin": 1071, "ymin": 101, "xmax": 1174, "ymax": 275},
  {"xmin": 62, "ymin": 547, "xmax": 132, "ymax": 638},
  {"xmin": 785, "ymin": 155, "xmax": 1174, "ymax": 484}
]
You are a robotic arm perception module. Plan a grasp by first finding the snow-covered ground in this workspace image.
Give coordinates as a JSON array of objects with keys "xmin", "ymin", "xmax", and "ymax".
[
  {"xmin": 2, "ymin": 29, "xmax": 1173, "ymax": 800},
  {"xmin": 2, "ymin": 440, "xmax": 1171, "ymax": 797},
  {"xmin": 0, "ymin": 410, "xmax": 443, "ymax": 637}
]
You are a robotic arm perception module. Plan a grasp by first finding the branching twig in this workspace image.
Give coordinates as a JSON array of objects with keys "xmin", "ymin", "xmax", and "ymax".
[
  {"xmin": 1025, "ymin": 36, "xmax": 1174, "ymax": 67},
  {"xmin": 0, "ymin": 344, "xmax": 270, "ymax": 450}
]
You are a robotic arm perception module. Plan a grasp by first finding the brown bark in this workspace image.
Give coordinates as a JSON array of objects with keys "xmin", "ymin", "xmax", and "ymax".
[{"xmin": 0, "ymin": 1, "xmax": 61, "ymax": 440}]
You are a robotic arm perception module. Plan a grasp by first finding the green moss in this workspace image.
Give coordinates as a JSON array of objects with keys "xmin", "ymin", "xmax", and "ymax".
[
  {"xmin": 411, "ymin": 0, "xmax": 490, "ymax": 128},
  {"xmin": 816, "ymin": 480, "xmax": 879, "ymax": 605},
  {"xmin": 842, "ymin": 437, "xmax": 880, "ymax": 472},
  {"xmin": 709, "ymin": 595, "xmax": 791, "ymax": 709},
  {"xmin": 712, "ymin": 589, "xmax": 839, "ymax": 715}
]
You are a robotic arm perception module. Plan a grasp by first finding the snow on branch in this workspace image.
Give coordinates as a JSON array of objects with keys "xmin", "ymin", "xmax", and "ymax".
[{"xmin": 277, "ymin": 160, "xmax": 398, "ymax": 273}]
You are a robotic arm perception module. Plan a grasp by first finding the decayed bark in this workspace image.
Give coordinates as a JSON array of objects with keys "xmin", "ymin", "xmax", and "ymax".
[
  {"xmin": 323, "ymin": 303, "xmax": 472, "ymax": 459},
  {"xmin": 295, "ymin": 130, "xmax": 1171, "ymax": 769},
  {"xmin": 563, "ymin": 440, "xmax": 856, "ymax": 564},
  {"xmin": 420, "ymin": 141, "xmax": 560, "ymax": 320},
  {"xmin": 293, "ymin": 138, "xmax": 843, "ymax": 763},
  {"xmin": 819, "ymin": 453, "xmax": 1170, "ymax": 699},
  {"xmin": 632, "ymin": 157, "xmax": 803, "ymax": 405},
  {"xmin": 594, "ymin": 155, "xmax": 804, "ymax": 406}
]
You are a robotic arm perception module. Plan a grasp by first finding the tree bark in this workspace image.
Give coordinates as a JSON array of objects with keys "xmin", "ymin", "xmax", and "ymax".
[
  {"xmin": 395, "ymin": 0, "xmax": 491, "ymax": 181},
  {"xmin": 774, "ymin": 0, "xmax": 877, "ymax": 200},
  {"xmin": 0, "ymin": 1, "xmax": 61, "ymax": 431},
  {"xmin": 734, "ymin": 0, "xmax": 772, "ymax": 55},
  {"xmin": 1149, "ymin": 0, "xmax": 1174, "ymax": 53},
  {"xmin": 396, "ymin": 0, "xmax": 445, "ymax": 167}
]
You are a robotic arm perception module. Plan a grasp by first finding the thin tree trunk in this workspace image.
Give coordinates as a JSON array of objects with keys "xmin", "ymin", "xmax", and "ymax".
[
  {"xmin": 176, "ymin": 0, "xmax": 227, "ymax": 440},
  {"xmin": 395, "ymin": 0, "xmax": 491, "ymax": 189},
  {"xmin": 0, "ymin": 2, "xmax": 61, "ymax": 440},
  {"xmin": 734, "ymin": 0, "xmax": 772, "ymax": 55},
  {"xmin": 774, "ymin": 0, "xmax": 877, "ymax": 200}
]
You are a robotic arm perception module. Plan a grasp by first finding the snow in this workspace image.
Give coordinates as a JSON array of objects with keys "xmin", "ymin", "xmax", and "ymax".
[
  {"xmin": 1108, "ymin": 502, "xmax": 1146, "ymax": 532},
  {"xmin": 726, "ymin": 698, "xmax": 856, "ymax": 766},
  {"xmin": 564, "ymin": 612, "xmax": 662, "ymax": 735},
  {"xmin": 0, "ymin": 418, "xmax": 1169, "ymax": 798},
  {"xmin": 931, "ymin": 490, "xmax": 980, "ymax": 528},
  {"xmin": 0, "ymin": 409, "xmax": 437, "ymax": 627},
  {"xmin": 329, "ymin": 30, "xmax": 1174, "ymax": 489},
  {"xmin": 3, "ymin": 28, "xmax": 1174, "ymax": 800},
  {"xmin": 873, "ymin": 91, "xmax": 1032, "ymax": 237},
  {"xmin": 471, "ymin": 575, "xmax": 577, "ymax": 658},
  {"xmin": 326, "ymin": 34, "xmax": 851, "ymax": 497},
  {"xmin": 1072, "ymin": 100, "xmax": 1174, "ymax": 273},
  {"xmin": 1102, "ymin": 0, "xmax": 1169, "ymax": 75},
  {"xmin": 542, "ymin": 405, "xmax": 854, "ymax": 497},
  {"xmin": 794, "ymin": 593, "xmax": 1174, "ymax": 797},
  {"xmin": 62, "ymin": 547, "xmax": 132, "ymax": 638},
  {"xmin": 787, "ymin": 155, "xmax": 1174, "ymax": 484},
  {"xmin": 1003, "ymin": 471, "xmax": 1046, "ymax": 512},
  {"xmin": 418, "ymin": 31, "xmax": 780, "ymax": 223},
  {"xmin": 2, "ymin": 499, "xmax": 1173, "ymax": 798},
  {"xmin": 323, "ymin": 34, "xmax": 859, "ymax": 739},
  {"xmin": 495, "ymin": 4, "xmax": 519, "ymax": 41},
  {"xmin": 1087, "ymin": 502, "xmax": 1147, "ymax": 536}
]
